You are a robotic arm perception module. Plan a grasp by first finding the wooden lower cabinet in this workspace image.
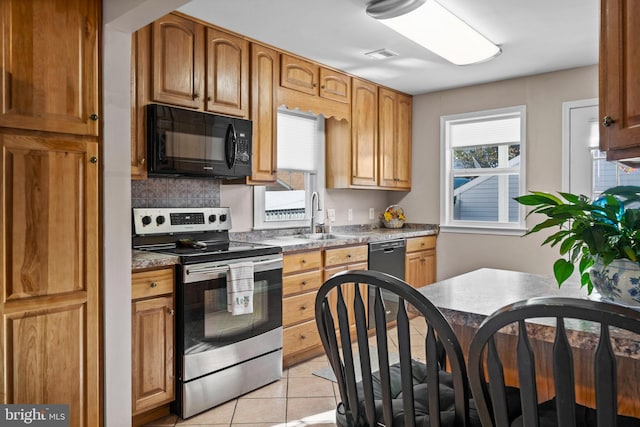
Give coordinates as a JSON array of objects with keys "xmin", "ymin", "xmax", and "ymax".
[
  {"xmin": 404, "ymin": 236, "xmax": 437, "ymax": 288},
  {"xmin": 282, "ymin": 250, "xmax": 323, "ymax": 367},
  {"xmin": 0, "ymin": 131, "xmax": 100, "ymax": 427},
  {"xmin": 324, "ymin": 245, "xmax": 369, "ymax": 333},
  {"xmin": 131, "ymin": 267, "xmax": 175, "ymax": 424}
]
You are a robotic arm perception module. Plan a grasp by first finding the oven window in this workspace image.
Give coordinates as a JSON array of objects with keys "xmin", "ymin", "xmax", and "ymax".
[
  {"xmin": 182, "ymin": 268, "xmax": 282, "ymax": 354},
  {"xmin": 203, "ymin": 279, "xmax": 268, "ymax": 339}
]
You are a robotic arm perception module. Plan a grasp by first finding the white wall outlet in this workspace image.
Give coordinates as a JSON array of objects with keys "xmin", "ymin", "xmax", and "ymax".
[
  {"xmin": 327, "ymin": 209, "xmax": 336, "ymax": 221},
  {"xmin": 348, "ymin": 208, "xmax": 353, "ymax": 221},
  {"xmin": 369, "ymin": 208, "xmax": 375, "ymax": 220}
]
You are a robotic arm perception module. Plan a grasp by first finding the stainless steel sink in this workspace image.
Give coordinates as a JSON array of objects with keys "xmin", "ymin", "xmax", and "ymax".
[{"xmin": 295, "ymin": 233, "xmax": 355, "ymax": 241}]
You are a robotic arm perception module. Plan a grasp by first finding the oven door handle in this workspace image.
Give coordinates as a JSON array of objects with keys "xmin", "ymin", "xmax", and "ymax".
[{"xmin": 185, "ymin": 257, "xmax": 283, "ymax": 277}]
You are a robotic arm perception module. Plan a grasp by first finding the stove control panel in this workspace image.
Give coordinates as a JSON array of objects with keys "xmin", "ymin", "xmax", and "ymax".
[{"xmin": 133, "ymin": 207, "xmax": 232, "ymax": 235}]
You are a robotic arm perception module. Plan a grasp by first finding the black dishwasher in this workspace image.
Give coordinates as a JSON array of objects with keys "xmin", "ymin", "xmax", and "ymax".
[{"xmin": 367, "ymin": 239, "xmax": 406, "ymax": 328}]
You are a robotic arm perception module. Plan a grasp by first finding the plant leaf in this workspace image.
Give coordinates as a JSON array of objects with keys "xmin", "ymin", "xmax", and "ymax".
[{"xmin": 553, "ymin": 258, "xmax": 574, "ymax": 286}]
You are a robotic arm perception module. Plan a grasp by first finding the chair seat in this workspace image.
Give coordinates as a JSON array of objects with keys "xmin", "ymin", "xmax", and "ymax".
[
  {"xmin": 337, "ymin": 360, "xmax": 483, "ymax": 427},
  {"xmin": 510, "ymin": 398, "xmax": 640, "ymax": 427}
]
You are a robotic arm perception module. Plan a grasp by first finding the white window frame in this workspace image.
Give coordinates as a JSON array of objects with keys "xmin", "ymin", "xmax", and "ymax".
[
  {"xmin": 253, "ymin": 108, "xmax": 325, "ymax": 230},
  {"xmin": 440, "ymin": 105, "xmax": 527, "ymax": 235}
]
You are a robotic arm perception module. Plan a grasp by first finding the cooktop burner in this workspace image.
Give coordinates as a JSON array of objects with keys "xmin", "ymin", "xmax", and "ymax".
[{"xmin": 132, "ymin": 207, "xmax": 282, "ymax": 264}]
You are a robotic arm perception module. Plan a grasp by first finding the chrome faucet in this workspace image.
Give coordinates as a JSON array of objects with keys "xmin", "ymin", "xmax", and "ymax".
[{"xmin": 310, "ymin": 191, "xmax": 320, "ymax": 233}]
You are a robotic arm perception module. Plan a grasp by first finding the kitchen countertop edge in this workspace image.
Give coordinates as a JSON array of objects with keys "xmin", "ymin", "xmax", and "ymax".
[{"xmin": 131, "ymin": 224, "xmax": 438, "ymax": 269}]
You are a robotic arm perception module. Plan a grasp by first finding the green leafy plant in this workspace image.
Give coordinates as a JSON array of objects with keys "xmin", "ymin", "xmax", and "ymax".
[{"xmin": 514, "ymin": 186, "xmax": 640, "ymax": 294}]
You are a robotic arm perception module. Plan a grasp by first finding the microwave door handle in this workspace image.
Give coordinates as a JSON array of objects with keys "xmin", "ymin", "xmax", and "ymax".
[{"xmin": 225, "ymin": 123, "xmax": 237, "ymax": 169}]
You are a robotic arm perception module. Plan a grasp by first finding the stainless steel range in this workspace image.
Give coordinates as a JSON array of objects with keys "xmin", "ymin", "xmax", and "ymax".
[{"xmin": 133, "ymin": 207, "xmax": 283, "ymax": 419}]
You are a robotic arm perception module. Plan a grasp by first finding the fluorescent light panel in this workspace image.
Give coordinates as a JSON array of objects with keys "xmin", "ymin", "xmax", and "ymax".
[{"xmin": 375, "ymin": 0, "xmax": 500, "ymax": 65}]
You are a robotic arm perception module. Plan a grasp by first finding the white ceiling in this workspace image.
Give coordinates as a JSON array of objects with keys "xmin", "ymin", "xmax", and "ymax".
[{"xmin": 178, "ymin": 0, "xmax": 599, "ymax": 96}]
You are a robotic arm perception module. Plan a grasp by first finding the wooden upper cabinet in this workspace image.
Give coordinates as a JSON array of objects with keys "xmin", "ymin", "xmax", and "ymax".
[
  {"xmin": 280, "ymin": 55, "xmax": 319, "ymax": 96},
  {"xmin": 205, "ymin": 27, "xmax": 249, "ymax": 117},
  {"xmin": 351, "ymin": 78, "xmax": 378, "ymax": 187},
  {"xmin": 600, "ymin": 0, "xmax": 640, "ymax": 157},
  {"xmin": 319, "ymin": 68, "xmax": 351, "ymax": 104},
  {"xmin": 249, "ymin": 43, "xmax": 278, "ymax": 182},
  {"xmin": 152, "ymin": 14, "xmax": 204, "ymax": 109},
  {"xmin": 379, "ymin": 88, "xmax": 412, "ymax": 190},
  {"xmin": 0, "ymin": 0, "xmax": 99, "ymax": 136},
  {"xmin": 280, "ymin": 54, "xmax": 350, "ymax": 103},
  {"xmin": 150, "ymin": 13, "xmax": 249, "ymax": 117}
]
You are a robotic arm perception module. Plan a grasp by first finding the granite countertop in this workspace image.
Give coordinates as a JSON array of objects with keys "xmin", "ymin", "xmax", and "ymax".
[
  {"xmin": 131, "ymin": 223, "xmax": 438, "ymax": 270},
  {"xmin": 416, "ymin": 268, "xmax": 640, "ymax": 358},
  {"xmin": 132, "ymin": 249, "xmax": 179, "ymax": 271}
]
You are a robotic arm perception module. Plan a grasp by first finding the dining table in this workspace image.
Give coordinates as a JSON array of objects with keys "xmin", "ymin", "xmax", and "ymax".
[{"xmin": 414, "ymin": 268, "xmax": 640, "ymax": 417}]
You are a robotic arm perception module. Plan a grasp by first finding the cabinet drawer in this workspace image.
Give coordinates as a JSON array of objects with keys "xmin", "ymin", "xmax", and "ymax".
[
  {"xmin": 406, "ymin": 236, "xmax": 436, "ymax": 253},
  {"xmin": 132, "ymin": 267, "xmax": 174, "ymax": 300},
  {"xmin": 283, "ymin": 293, "xmax": 316, "ymax": 327},
  {"xmin": 324, "ymin": 262, "xmax": 367, "ymax": 281},
  {"xmin": 283, "ymin": 270, "xmax": 323, "ymax": 297},
  {"xmin": 283, "ymin": 251, "xmax": 322, "ymax": 274},
  {"xmin": 283, "ymin": 320, "xmax": 322, "ymax": 355},
  {"xmin": 324, "ymin": 245, "xmax": 368, "ymax": 267}
]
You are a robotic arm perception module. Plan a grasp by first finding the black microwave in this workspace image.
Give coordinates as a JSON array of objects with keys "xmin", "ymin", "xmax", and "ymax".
[{"xmin": 147, "ymin": 104, "xmax": 252, "ymax": 179}]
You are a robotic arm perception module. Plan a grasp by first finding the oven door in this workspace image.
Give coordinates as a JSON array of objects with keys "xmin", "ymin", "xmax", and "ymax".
[{"xmin": 178, "ymin": 254, "xmax": 282, "ymax": 381}]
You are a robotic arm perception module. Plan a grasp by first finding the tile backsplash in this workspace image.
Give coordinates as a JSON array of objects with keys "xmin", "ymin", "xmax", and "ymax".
[{"xmin": 131, "ymin": 177, "xmax": 220, "ymax": 208}]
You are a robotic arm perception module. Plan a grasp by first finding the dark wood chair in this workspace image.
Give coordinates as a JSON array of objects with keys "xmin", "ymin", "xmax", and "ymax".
[
  {"xmin": 467, "ymin": 296, "xmax": 640, "ymax": 427},
  {"xmin": 314, "ymin": 269, "xmax": 479, "ymax": 426}
]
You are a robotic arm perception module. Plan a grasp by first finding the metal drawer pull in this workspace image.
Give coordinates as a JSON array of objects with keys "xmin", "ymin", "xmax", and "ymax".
[
  {"xmin": 301, "ymin": 281, "xmax": 307, "ymax": 286},
  {"xmin": 150, "ymin": 282, "xmax": 158, "ymax": 288},
  {"xmin": 301, "ymin": 305, "xmax": 307, "ymax": 310}
]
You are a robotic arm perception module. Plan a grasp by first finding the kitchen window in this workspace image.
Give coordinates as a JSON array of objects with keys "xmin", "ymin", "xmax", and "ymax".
[
  {"xmin": 253, "ymin": 108, "xmax": 325, "ymax": 229},
  {"xmin": 440, "ymin": 105, "xmax": 527, "ymax": 234}
]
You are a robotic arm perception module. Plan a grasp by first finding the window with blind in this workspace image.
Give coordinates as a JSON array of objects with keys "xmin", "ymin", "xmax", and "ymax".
[
  {"xmin": 440, "ymin": 105, "xmax": 526, "ymax": 234},
  {"xmin": 253, "ymin": 108, "xmax": 324, "ymax": 229}
]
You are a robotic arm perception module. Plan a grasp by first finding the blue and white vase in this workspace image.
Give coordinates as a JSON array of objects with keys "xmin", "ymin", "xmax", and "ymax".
[{"xmin": 589, "ymin": 258, "xmax": 640, "ymax": 307}]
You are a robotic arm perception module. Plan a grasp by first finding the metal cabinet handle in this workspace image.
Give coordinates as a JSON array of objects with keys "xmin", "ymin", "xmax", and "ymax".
[
  {"xmin": 300, "ymin": 305, "xmax": 307, "ymax": 310},
  {"xmin": 150, "ymin": 282, "xmax": 158, "ymax": 288},
  {"xmin": 168, "ymin": 309, "xmax": 175, "ymax": 315},
  {"xmin": 300, "ymin": 335, "xmax": 306, "ymax": 340},
  {"xmin": 301, "ymin": 259, "xmax": 307, "ymax": 264},
  {"xmin": 89, "ymin": 157, "xmax": 98, "ymax": 164},
  {"xmin": 139, "ymin": 158, "xmax": 146, "ymax": 165},
  {"xmin": 301, "ymin": 281, "xmax": 307, "ymax": 286},
  {"xmin": 90, "ymin": 113, "xmax": 99, "ymax": 121},
  {"xmin": 602, "ymin": 116, "xmax": 615, "ymax": 127},
  {"xmin": 193, "ymin": 93, "xmax": 200, "ymax": 99}
]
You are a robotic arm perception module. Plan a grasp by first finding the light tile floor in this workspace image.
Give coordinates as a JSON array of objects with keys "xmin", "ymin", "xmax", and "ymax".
[{"xmin": 143, "ymin": 319, "xmax": 427, "ymax": 427}]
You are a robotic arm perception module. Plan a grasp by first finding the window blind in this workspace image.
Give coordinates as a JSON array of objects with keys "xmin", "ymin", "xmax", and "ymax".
[
  {"xmin": 450, "ymin": 115, "xmax": 521, "ymax": 148},
  {"xmin": 277, "ymin": 110, "xmax": 319, "ymax": 171}
]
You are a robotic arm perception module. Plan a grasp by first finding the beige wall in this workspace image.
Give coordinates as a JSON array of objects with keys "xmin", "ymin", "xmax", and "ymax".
[{"xmin": 397, "ymin": 65, "xmax": 598, "ymax": 281}]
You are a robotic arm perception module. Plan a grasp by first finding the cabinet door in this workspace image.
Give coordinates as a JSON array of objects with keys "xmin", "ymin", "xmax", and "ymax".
[
  {"xmin": 280, "ymin": 54, "xmax": 318, "ymax": 96},
  {"xmin": 249, "ymin": 43, "xmax": 278, "ymax": 182},
  {"xmin": 205, "ymin": 27, "xmax": 249, "ymax": 117},
  {"xmin": 319, "ymin": 68, "xmax": 351, "ymax": 104},
  {"xmin": 379, "ymin": 88, "xmax": 412, "ymax": 189},
  {"xmin": 0, "ymin": 133, "xmax": 100, "ymax": 426},
  {"xmin": 132, "ymin": 295, "xmax": 175, "ymax": 415},
  {"xmin": 131, "ymin": 27, "xmax": 150, "ymax": 179},
  {"xmin": 351, "ymin": 79, "xmax": 378, "ymax": 187},
  {"xmin": 405, "ymin": 250, "xmax": 436, "ymax": 288},
  {"xmin": 395, "ymin": 93, "xmax": 412, "ymax": 188},
  {"xmin": 152, "ymin": 14, "xmax": 204, "ymax": 109},
  {"xmin": 0, "ymin": 0, "xmax": 99, "ymax": 136},
  {"xmin": 599, "ymin": 0, "xmax": 640, "ymax": 153},
  {"xmin": 379, "ymin": 88, "xmax": 398, "ymax": 188}
]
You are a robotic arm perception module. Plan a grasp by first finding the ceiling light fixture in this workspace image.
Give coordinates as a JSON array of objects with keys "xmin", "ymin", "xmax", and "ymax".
[{"xmin": 366, "ymin": 0, "xmax": 501, "ymax": 66}]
